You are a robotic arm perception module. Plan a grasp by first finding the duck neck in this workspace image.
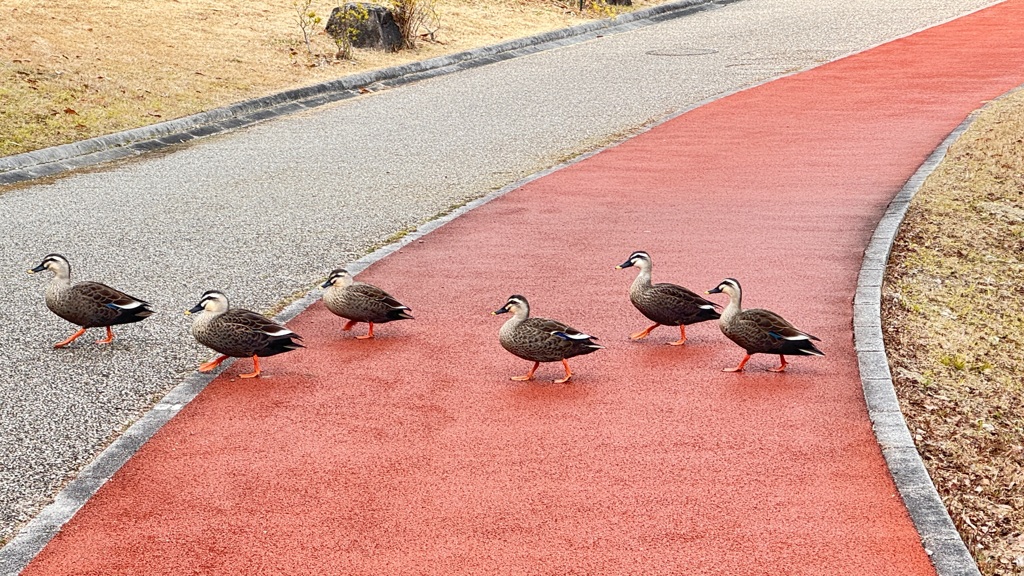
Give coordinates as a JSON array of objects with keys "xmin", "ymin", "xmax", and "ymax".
[
  {"xmin": 720, "ymin": 291, "xmax": 743, "ymax": 323},
  {"xmin": 630, "ymin": 263, "xmax": 653, "ymax": 292},
  {"xmin": 45, "ymin": 271, "xmax": 72, "ymax": 300},
  {"xmin": 500, "ymin": 306, "xmax": 529, "ymax": 334}
]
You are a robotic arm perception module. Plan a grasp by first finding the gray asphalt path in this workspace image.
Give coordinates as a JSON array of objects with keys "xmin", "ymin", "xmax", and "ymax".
[{"xmin": 0, "ymin": 0, "xmax": 996, "ymax": 546}]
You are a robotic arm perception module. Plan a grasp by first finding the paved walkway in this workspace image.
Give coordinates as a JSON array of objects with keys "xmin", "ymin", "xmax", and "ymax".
[
  {"xmin": 0, "ymin": 0, "xmax": 997, "ymax": 549},
  {"xmin": 14, "ymin": 1, "xmax": 1024, "ymax": 573}
]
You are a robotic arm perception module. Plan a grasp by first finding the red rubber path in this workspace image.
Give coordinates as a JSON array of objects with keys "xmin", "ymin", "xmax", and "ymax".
[{"xmin": 25, "ymin": 3, "xmax": 1024, "ymax": 574}]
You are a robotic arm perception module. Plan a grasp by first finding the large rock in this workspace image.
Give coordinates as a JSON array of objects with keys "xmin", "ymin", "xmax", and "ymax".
[{"xmin": 326, "ymin": 3, "xmax": 402, "ymax": 52}]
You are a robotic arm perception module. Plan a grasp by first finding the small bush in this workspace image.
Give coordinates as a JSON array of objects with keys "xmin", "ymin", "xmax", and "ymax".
[
  {"xmin": 330, "ymin": 4, "xmax": 370, "ymax": 60},
  {"xmin": 388, "ymin": 0, "xmax": 440, "ymax": 49}
]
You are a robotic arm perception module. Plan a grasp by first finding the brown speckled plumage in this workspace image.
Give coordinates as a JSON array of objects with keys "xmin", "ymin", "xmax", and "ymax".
[
  {"xmin": 321, "ymin": 268, "xmax": 413, "ymax": 326},
  {"xmin": 189, "ymin": 291, "xmax": 303, "ymax": 359},
  {"xmin": 618, "ymin": 251, "xmax": 720, "ymax": 327},
  {"xmin": 494, "ymin": 295, "xmax": 602, "ymax": 382},
  {"xmin": 707, "ymin": 278, "xmax": 823, "ymax": 372},
  {"xmin": 29, "ymin": 254, "xmax": 153, "ymax": 346}
]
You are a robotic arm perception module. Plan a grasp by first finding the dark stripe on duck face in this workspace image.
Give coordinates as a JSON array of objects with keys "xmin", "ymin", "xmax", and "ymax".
[
  {"xmin": 30, "ymin": 254, "xmax": 67, "ymax": 273},
  {"xmin": 494, "ymin": 295, "xmax": 527, "ymax": 315},
  {"xmin": 707, "ymin": 278, "xmax": 740, "ymax": 295},
  {"xmin": 617, "ymin": 251, "xmax": 650, "ymax": 269},
  {"xmin": 322, "ymin": 269, "xmax": 349, "ymax": 288},
  {"xmin": 191, "ymin": 291, "xmax": 226, "ymax": 312}
]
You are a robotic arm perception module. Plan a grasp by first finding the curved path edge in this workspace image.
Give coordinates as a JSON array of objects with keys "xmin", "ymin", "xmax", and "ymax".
[
  {"xmin": 0, "ymin": 4, "xmax": 1010, "ymax": 574},
  {"xmin": 0, "ymin": 35, "xmax": 874, "ymax": 568},
  {"xmin": 0, "ymin": 93, "xmax": 682, "ymax": 576},
  {"xmin": 853, "ymin": 91, "xmax": 1019, "ymax": 576},
  {"xmin": 0, "ymin": 0, "xmax": 727, "ymax": 187}
]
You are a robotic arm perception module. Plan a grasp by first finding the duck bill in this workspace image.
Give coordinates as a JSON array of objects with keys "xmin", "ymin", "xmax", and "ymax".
[
  {"xmin": 186, "ymin": 304, "xmax": 204, "ymax": 315},
  {"xmin": 28, "ymin": 264, "xmax": 45, "ymax": 274},
  {"xmin": 320, "ymin": 280, "xmax": 331, "ymax": 288},
  {"xmin": 615, "ymin": 260, "xmax": 634, "ymax": 269},
  {"xmin": 491, "ymin": 306, "xmax": 509, "ymax": 315},
  {"xmin": 706, "ymin": 287, "xmax": 723, "ymax": 295}
]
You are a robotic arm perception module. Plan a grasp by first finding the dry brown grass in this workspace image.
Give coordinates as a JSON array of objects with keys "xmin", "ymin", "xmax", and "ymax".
[
  {"xmin": 0, "ymin": 0, "xmax": 656, "ymax": 157},
  {"xmin": 884, "ymin": 89, "xmax": 1024, "ymax": 575}
]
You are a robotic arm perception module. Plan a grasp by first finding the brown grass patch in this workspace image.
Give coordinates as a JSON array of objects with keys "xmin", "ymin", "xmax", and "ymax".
[
  {"xmin": 0, "ymin": 0, "xmax": 659, "ymax": 157},
  {"xmin": 883, "ymin": 90, "xmax": 1024, "ymax": 574}
]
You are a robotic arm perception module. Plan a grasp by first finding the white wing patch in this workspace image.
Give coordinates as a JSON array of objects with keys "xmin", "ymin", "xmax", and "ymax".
[{"xmin": 553, "ymin": 331, "xmax": 592, "ymax": 341}]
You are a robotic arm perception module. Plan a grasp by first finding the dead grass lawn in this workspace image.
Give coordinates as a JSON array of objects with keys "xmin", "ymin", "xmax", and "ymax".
[
  {"xmin": 884, "ymin": 89, "xmax": 1024, "ymax": 575},
  {"xmin": 0, "ymin": 0, "xmax": 655, "ymax": 157}
]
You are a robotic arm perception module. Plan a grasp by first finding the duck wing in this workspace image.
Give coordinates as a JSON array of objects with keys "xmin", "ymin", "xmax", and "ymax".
[
  {"xmin": 351, "ymin": 282, "xmax": 410, "ymax": 310},
  {"xmin": 732, "ymin": 308, "xmax": 823, "ymax": 356},
  {"xmin": 219, "ymin": 309, "xmax": 304, "ymax": 357},
  {"xmin": 68, "ymin": 281, "xmax": 154, "ymax": 326},
  {"xmin": 520, "ymin": 317, "xmax": 603, "ymax": 360},
  {"xmin": 642, "ymin": 282, "xmax": 721, "ymax": 324}
]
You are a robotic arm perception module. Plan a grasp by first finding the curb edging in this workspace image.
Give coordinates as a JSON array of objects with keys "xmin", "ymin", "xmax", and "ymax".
[
  {"xmin": 0, "ymin": 0, "xmax": 720, "ymax": 186},
  {"xmin": 0, "ymin": 80, "xmax": 644, "ymax": 576},
  {"xmin": 855, "ymin": 112, "xmax": 982, "ymax": 576}
]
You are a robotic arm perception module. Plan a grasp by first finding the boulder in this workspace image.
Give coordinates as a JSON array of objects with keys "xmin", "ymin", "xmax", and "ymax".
[{"xmin": 326, "ymin": 3, "xmax": 402, "ymax": 52}]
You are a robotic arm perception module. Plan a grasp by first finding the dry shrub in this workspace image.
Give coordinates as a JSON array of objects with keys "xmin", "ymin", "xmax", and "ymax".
[{"xmin": 388, "ymin": 0, "xmax": 440, "ymax": 49}]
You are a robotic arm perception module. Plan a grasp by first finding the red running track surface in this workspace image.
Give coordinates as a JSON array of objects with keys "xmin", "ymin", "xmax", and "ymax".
[{"xmin": 24, "ymin": 2, "xmax": 1024, "ymax": 574}]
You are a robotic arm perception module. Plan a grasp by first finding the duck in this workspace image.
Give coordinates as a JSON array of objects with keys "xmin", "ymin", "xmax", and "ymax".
[
  {"xmin": 186, "ymin": 290, "xmax": 304, "ymax": 378},
  {"xmin": 321, "ymin": 268, "xmax": 413, "ymax": 339},
  {"xmin": 706, "ymin": 278, "xmax": 823, "ymax": 372},
  {"xmin": 616, "ymin": 250, "xmax": 720, "ymax": 345},
  {"xmin": 492, "ymin": 294, "xmax": 603, "ymax": 383},
  {"xmin": 27, "ymin": 253, "xmax": 154, "ymax": 348}
]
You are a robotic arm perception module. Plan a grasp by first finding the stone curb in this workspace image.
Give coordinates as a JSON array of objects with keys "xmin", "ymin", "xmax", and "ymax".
[
  {"xmin": 855, "ymin": 109, "xmax": 986, "ymax": 576},
  {"xmin": 0, "ymin": 106, "xmax": 631, "ymax": 576},
  {"xmin": 0, "ymin": 4, "xmax": 749, "ymax": 569},
  {"xmin": 0, "ymin": 0, "xmax": 722, "ymax": 186}
]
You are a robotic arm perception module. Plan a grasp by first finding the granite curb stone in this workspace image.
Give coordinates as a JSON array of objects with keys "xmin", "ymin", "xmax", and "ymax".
[{"xmin": 855, "ymin": 106, "xmax": 989, "ymax": 575}]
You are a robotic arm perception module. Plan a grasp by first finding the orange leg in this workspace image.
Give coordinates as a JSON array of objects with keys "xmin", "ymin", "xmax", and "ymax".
[
  {"xmin": 341, "ymin": 320, "xmax": 358, "ymax": 331},
  {"xmin": 553, "ymin": 359, "xmax": 573, "ymax": 384},
  {"xmin": 668, "ymin": 325, "xmax": 687, "ymax": 346},
  {"xmin": 240, "ymin": 356, "xmax": 262, "ymax": 379},
  {"xmin": 198, "ymin": 354, "xmax": 230, "ymax": 373},
  {"xmin": 510, "ymin": 361, "xmax": 540, "ymax": 382},
  {"xmin": 630, "ymin": 323, "xmax": 660, "ymax": 341},
  {"xmin": 54, "ymin": 327, "xmax": 87, "ymax": 348},
  {"xmin": 723, "ymin": 354, "xmax": 752, "ymax": 373},
  {"xmin": 768, "ymin": 355, "xmax": 789, "ymax": 373},
  {"xmin": 355, "ymin": 322, "xmax": 376, "ymax": 340},
  {"xmin": 95, "ymin": 326, "xmax": 115, "ymax": 344}
]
